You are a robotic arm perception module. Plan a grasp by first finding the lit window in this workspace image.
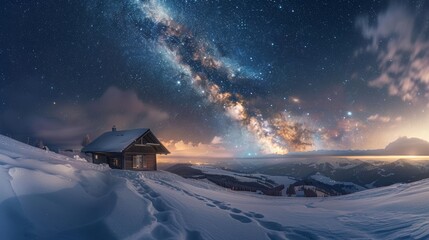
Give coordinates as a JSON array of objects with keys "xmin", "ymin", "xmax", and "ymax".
[
  {"xmin": 112, "ymin": 158, "xmax": 120, "ymax": 168},
  {"xmin": 133, "ymin": 155, "xmax": 143, "ymax": 169}
]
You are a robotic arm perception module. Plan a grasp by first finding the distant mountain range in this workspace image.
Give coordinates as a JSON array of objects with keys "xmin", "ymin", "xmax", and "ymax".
[
  {"xmin": 250, "ymin": 158, "xmax": 429, "ymax": 189},
  {"xmin": 289, "ymin": 136, "xmax": 429, "ymax": 156},
  {"xmin": 164, "ymin": 137, "xmax": 429, "ymax": 197},
  {"xmin": 385, "ymin": 137, "xmax": 429, "ymax": 155},
  {"xmin": 166, "ymin": 156, "xmax": 429, "ymax": 197}
]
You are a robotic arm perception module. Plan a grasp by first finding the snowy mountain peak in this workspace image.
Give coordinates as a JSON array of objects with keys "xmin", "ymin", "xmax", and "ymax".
[{"xmin": 385, "ymin": 137, "xmax": 429, "ymax": 155}]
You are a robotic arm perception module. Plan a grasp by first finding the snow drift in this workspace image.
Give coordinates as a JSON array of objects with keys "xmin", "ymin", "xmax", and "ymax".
[{"xmin": 1, "ymin": 134, "xmax": 429, "ymax": 240}]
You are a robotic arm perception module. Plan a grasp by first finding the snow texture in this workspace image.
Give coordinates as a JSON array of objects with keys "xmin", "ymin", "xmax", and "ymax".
[
  {"xmin": 310, "ymin": 172, "xmax": 365, "ymax": 190},
  {"xmin": 1, "ymin": 134, "xmax": 428, "ymax": 240}
]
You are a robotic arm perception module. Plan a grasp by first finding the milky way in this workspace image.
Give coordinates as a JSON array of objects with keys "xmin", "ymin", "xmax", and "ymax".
[
  {"xmin": 134, "ymin": 0, "xmax": 313, "ymax": 153},
  {"xmin": 2, "ymin": 0, "xmax": 429, "ymax": 152}
]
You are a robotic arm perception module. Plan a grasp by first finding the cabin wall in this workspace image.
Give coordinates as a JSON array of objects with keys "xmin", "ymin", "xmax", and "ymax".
[
  {"xmin": 87, "ymin": 135, "xmax": 162, "ymax": 171},
  {"xmin": 122, "ymin": 140, "xmax": 158, "ymax": 171},
  {"xmin": 124, "ymin": 153, "xmax": 157, "ymax": 171},
  {"xmin": 127, "ymin": 134, "xmax": 168, "ymax": 154},
  {"xmin": 90, "ymin": 151, "xmax": 157, "ymax": 171},
  {"xmin": 145, "ymin": 154, "xmax": 157, "ymax": 170},
  {"xmin": 92, "ymin": 153, "xmax": 107, "ymax": 164},
  {"xmin": 92, "ymin": 153, "xmax": 123, "ymax": 169},
  {"xmin": 126, "ymin": 145, "xmax": 156, "ymax": 154}
]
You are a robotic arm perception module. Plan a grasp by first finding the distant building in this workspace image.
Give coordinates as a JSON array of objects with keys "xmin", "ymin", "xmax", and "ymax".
[{"xmin": 81, "ymin": 127, "xmax": 169, "ymax": 171}]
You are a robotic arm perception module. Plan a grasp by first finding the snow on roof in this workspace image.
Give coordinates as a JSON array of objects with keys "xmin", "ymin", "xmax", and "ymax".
[{"xmin": 82, "ymin": 128, "xmax": 149, "ymax": 153}]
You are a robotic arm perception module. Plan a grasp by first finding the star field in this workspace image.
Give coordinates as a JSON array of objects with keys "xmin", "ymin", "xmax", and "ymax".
[{"xmin": 1, "ymin": 0, "xmax": 429, "ymax": 155}]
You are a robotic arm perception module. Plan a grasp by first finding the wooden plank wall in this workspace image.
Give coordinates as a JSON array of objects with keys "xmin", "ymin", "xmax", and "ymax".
[
  {"xmin": 93, "ymin": 154, "xmax": 107, "ymax": 164},
  {"xmin": 124, "ymin": 153, "xmax": 157, "ymax": 171},
  {"xmin": 124, "ymin": 154, "xmax": 133, "ymax": 169},
  {"xmin": 145, "ymin": 154, "xmax": 156, "ymax": 170}
]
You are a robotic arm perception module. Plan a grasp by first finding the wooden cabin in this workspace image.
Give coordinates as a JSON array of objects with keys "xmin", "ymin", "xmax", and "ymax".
[{"xmin": 81, "ymin": 127, "xmax": 169, "ymax": 170}]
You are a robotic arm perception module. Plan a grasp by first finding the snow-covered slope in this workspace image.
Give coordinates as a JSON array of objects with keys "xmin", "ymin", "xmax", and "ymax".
[
  {"xmin": 1, "ymin": 134, "xmax": 429, "ymax": 240},
  {"xmin": 191, "ymin": 165, "xmax": 296, "ymax": 187}
]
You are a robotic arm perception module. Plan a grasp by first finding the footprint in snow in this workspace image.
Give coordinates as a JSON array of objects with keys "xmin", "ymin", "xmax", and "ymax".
[
  {"xmin": 266, "ymin": 232, "xmax": 288, "ymax": 240},
  {"xmin": 149, "ymin": 191, "xmax": 160, "ymax": 198},
  {"xmin": 152, "ymin": 225, "xmax": 175, "ymax": 239},
  {"xmin": 244, "ymin": 212, "xmax": 264, "ymax": 219},
  {"xmin": 154, "ymin": 211, "xmax": 172, "ymax": 223},
  {"xmin": 257, "ymin": 218, "xmax": 320, "ymax": 240},
  {"xmin": 257, "ymin": 220, "xmax": 285, "ymax": 231},
  {"xmin": 217, "ymin": 204, "xmax": 231, "ymax": 210},
  {"xmin": 230, "ymin": 214, "xmax": 252, "ymax": 223},
  {"xmin": 230, "ymin": 208, "xmax": 242, "ymax": 213},
  {"xmin": 185, "ymin": 229, "xmax": 204, "ymax": 240}
]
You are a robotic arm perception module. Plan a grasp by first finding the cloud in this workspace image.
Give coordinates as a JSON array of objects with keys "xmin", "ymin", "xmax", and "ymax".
[
  {"xmin": 367, "ymin": 114, "xmax": 391, "ymax": 123},
  {"xmin": 87, "ymin": 86, "xmax": 169, "ymax": 124},
  {"xmin": 32, "ymin": 86, "xmax": 169, "ymax": 147},
  {"xmin": 210, "ymin": 136, "xmax": 223, "ymax": 144},
  {"xmin": 356, "ymin": 3, "xmax": 429, "ymax": 103},
  {"xmin": 367, "ymin": 114, "xmax": 402, "ymax": 123},
  {"xmin": 162, "ymin": 136, "xmax": 234, "ymax": 158}
]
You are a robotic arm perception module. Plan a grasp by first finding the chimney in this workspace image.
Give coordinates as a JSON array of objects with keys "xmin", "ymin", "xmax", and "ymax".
[{"xmin": 112, "ymin": 125, "xmax": 117, "ymax": 132}]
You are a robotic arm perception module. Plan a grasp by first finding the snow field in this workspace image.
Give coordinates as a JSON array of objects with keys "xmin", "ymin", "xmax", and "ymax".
[{"xmin": 1, "ymin": 134, "xmax": 429, "ymax": 240}]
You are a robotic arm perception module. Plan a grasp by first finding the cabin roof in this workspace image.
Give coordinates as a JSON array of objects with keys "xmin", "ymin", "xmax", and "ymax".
[{"xmin": 81, "ymin": 128, "xmax": 169, "ymax": 154}]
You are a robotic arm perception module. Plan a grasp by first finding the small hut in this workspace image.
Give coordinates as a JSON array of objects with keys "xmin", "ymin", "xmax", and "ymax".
[{"xmin": 81, "ymin": 127, "xmax": 169, "ymax": 170}]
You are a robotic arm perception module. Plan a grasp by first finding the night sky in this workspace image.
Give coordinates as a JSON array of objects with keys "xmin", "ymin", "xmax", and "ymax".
[{"xmin": 1, "ymin": 0, "xmax": 429, "ymax": 156}]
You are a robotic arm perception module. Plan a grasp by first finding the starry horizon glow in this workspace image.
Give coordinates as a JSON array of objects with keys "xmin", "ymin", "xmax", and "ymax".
[{"xmin": 1, "ymin": 0, "xmax": 429, "ymax": 156}]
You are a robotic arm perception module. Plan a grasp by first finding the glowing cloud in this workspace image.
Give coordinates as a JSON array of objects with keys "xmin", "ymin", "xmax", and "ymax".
[
  {"xmin": 31, "ymin": 86, "xmax": 169, "ymax": 147},
  {"xmin": 367, "ymin": 114, "xmax": 391, "ymax": 123},
  {"xmin": 162, "ymin": 138, "xmax": 234, "ymax": 158},
  {"xmin": 356, "ymin": 3, "xmax": 429, "ymax": 104}
]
